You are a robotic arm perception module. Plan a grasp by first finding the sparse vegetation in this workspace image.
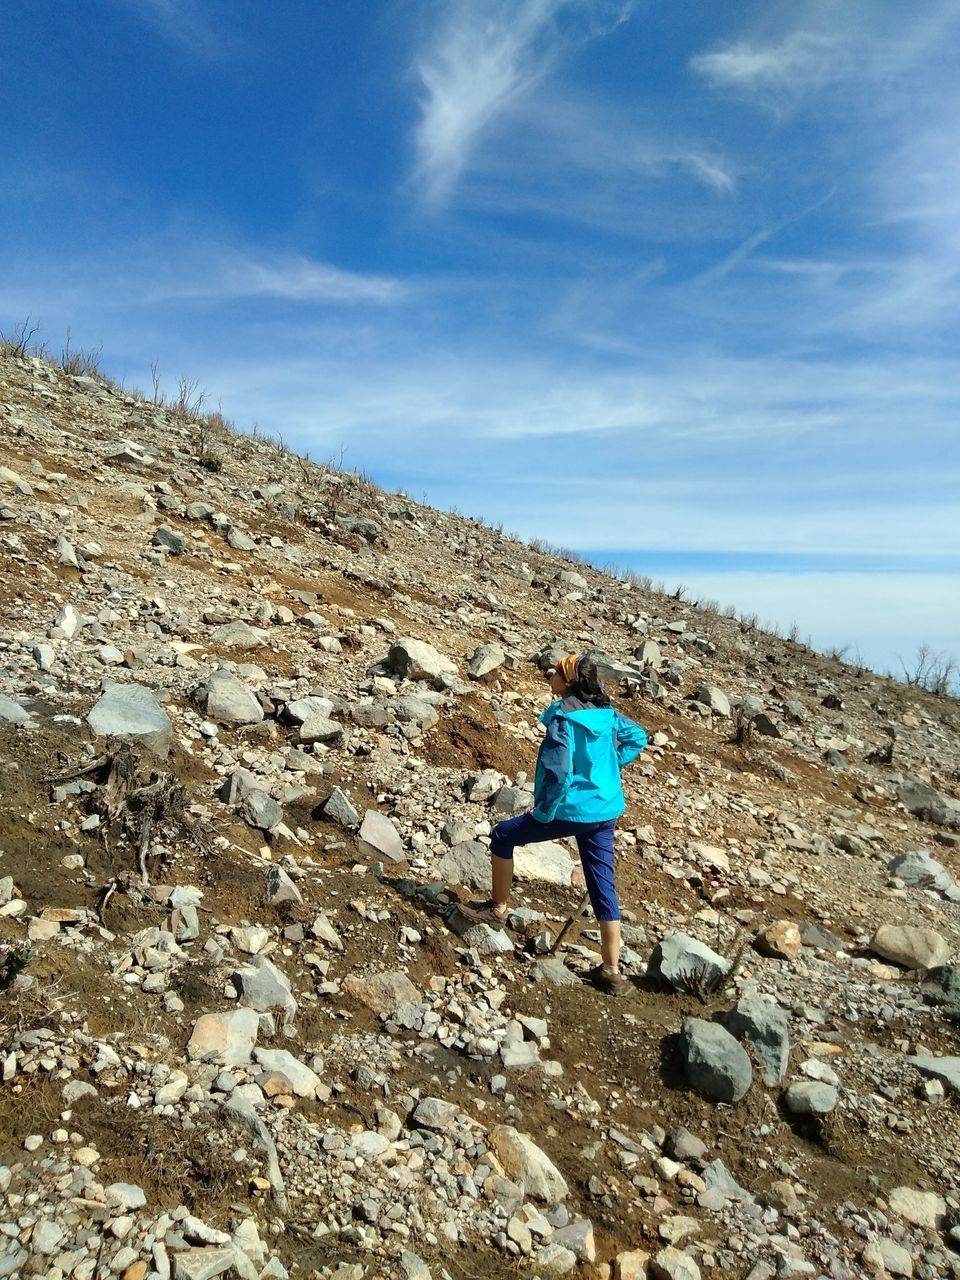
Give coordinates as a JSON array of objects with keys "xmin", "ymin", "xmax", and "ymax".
[
  {"xmin": 58, "ymin": 329, "xmax": 107, "ymax": 381},
  {"xmin": 0, "ymin": 315, "xmax": 42, "ymax": 358},
  {"xmin": 731, "ymin": 704, "xmax": 754, "ymax": 747},
  {"xmin": 173, "ymin": 374, "xmax": 207, "ymax": 423},
  {"xmin": 898, "ymin": 642, "xmax": 959, "ymax": 696}
]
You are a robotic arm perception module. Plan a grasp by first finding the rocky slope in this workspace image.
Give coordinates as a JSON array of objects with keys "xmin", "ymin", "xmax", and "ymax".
[{"xmin": 0, "ymin": 350, "xmax": 958, "ymax": 1280}]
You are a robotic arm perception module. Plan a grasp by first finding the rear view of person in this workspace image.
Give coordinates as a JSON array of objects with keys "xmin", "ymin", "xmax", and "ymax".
[{"xmin": 464, "ymin": 652, "xmax": 647, "ymax": 993}]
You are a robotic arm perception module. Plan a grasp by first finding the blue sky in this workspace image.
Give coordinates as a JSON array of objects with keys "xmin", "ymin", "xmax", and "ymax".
[{"xmin": 2, "ymin": 1, "xmax": 958, "ymax": 673}]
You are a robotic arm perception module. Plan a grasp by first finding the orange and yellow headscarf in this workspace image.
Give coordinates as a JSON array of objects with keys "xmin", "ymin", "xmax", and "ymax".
[{"xmin": 556, "ymin": 652, "xmax": 585, "ymax": 686}]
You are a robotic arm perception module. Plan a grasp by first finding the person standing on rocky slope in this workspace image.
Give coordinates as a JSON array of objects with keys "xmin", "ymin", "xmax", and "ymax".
[{"xmin": 464, "ymin": 653, "xmax": 647, "ymax": 993}]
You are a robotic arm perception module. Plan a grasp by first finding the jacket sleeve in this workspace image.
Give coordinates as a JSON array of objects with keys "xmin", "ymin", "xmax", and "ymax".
[
  {"xmin": 532, "ymin": 716, "xmax": 571, "ymax": 823},
  {"xmin": 614, "ymin": 713, "xmax": 647, "ymax": 769}
]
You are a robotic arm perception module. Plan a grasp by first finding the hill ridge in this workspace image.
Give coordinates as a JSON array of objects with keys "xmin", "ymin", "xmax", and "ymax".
[{"xmin": 0, "ymin": 349, "xmax": 959, "ymax": 1280}]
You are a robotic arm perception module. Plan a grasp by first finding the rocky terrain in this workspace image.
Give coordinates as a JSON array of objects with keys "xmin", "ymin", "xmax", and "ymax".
[{"xmin": 0, "ymin": 349, "xmax": 958, "ymax": 1280}]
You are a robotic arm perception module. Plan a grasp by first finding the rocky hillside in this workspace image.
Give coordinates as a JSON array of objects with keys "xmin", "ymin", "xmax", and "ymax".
[{"xmin": 0, "ymin": 350, "xmax": 959, "ymax": 1280}]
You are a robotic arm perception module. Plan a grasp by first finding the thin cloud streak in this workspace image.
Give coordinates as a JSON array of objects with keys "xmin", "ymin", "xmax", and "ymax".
[
  {"xmin": 110, "ymin": 0, "xmax": 232, "ymax": 60},
  {"xmin": 162, "ymin": 247, "xmax": 403, "ymax": 304}
]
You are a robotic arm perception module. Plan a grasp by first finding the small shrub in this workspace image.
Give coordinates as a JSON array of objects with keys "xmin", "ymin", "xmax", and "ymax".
[
  {"xmin": 173, "ymin": 375, "xmax": 206, "ymax": 422},
  {"xmin": 732, "ymin": 704, "xmax": 754, "ymax": 747},
  {"xmin": 900, "ymin": 643, "xmax": 959, "ymax": 697},
  {"xmin": 0, "ymin": 316, "xmax": 42, "ymax": 358},
  {"xmin": 198, "ymin": 454, "xmax": 222, "ymax": 472},
  {"xmin": 59, "ymin": 330, "xmax": 107, "ymax": 381}
]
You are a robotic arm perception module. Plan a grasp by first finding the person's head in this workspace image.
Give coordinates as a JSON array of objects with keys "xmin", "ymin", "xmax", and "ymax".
[{"xmin": 547, "ymin": 652, "xmax": 610, "ymax": 707}]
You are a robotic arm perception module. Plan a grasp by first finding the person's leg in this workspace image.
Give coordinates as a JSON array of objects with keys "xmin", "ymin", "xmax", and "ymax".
[
  {"xmin": 463, "ymin": 812, "xmax": 555, "ymax": 921},
  {"xmin": 575, "ymin": 822, "xmax": 623, "ymax": 981}
]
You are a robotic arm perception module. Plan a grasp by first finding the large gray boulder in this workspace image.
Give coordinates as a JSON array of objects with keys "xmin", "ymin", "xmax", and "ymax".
[
  {"xmin": 898, "ymin": 779, "xmax": 960, "ymax": 827},
  {"xmin": 692, "ymin": 684, "xmax": 731, "ymax": 716},
  {"xmin": 468, "ymin": 643, "xmax": 506, "ymax": 679},
  {"xmin": 231, "ymin": 956, "xmax": 297, "ymax": 1025},
  {"xmin": 211, "ymin": 620, "xmax": 267, "ymax": 650},
  {"xmin": 870, "ymin": 924, "xmax": 951, "ymax": 970},
  {"xmin": 205, "ymin": 671, "xmax": 263, "ymax": 725},
  {"xmin": 648, "ymin": 933, "xmax": 730, "ymax": 993},
  {"xmin": 515, "ymin": 841, "xmax": 576, "ymax": 887},
  {"xmin": 888, "ymin": 849, "xmax": 957, "ymax": 896},
  {"xmin": 386, "ymin": 637, "xmax": 455, "ymax": 682},
  {"xmin": 722, "ymin": 996, "xmax": 790, "ymax": 1086},
  {"xmin": 0, "ymin": 694, "xmax": 31, "ymax": 726},
  {"xmin": 87, "ymin": 683, "xmax": 173, "ymax": 756},
  {"xmin": 437, "ymin": 840, "xmax": 490, "ymax": 890},
  {"xmin": 681, "ymin": 1019, "xmax": 752, "ymax": 1103}
]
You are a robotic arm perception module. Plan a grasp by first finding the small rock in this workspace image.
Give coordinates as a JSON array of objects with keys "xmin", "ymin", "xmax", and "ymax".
[
  {"xmin": 488, "ymin": 1126, "xmax": 569, "ymax": 1202},
  {"xmin": 650, "ymin": 1246, "xmax": 701, "ymax": 1280},
  {"xmin": 692, "ymin": 684, "xmax": 730, "ymax": 716},
  {"xmin": 754, "ymin": 920, "xmax": 801, "ymax": 961},
  {"xmin": 152, "ymin": 525, "xmax": 185, "ymax": 554},
  {"xmin": 386, "ymin": 637, "xmax": 456, "ymax": 681},
  {"xmin": 784, "ymin": 1080, "xmax": 838, "ymax": 1114},
  {"xmin": 412, "ymin": 1097, "xmax": 459, "ymax": 1129},
  {"xmin": 887, "ymin": 1185, "xmax": 946, "ymax": 1228},
  {"xmin": 265, "ymin": 864, "xmax": 302, "ymax": 906},
  {"xmin": 321, "ymin": 786, "xmax": 360, "ymax": 828},
  {"xmin": 343, "ymin": 970, "xmax": 421, "ymax": 1015},
  {"xmin": 187, "ymin": 1008, "xmax": 259, "ymax": 1066},
  {"xmin": 468, "ymin": 643, "xmax": 506, "ymax": 679},
  {"xmin": 358, "ymin": 809, "xmax": 404, "ymax": 861}
]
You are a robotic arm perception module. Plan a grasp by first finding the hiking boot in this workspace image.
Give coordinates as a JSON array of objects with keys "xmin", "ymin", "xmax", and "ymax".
[
  {"xmin": 583, "ymin": 963, "xmax": 629, "ymax": 996},
  {"xmin": 460, "ymin": 899, "xmax": 509, "ymax": 928}
]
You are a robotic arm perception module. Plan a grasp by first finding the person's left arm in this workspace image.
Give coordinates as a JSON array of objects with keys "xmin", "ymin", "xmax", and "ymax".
[
  {"xmin": 532, "ymin": 716, "xmax": 572, "ymax": 822},
  {"xmin": 614, "ymin": 712, "xmax": 647, "ymax": 768}
]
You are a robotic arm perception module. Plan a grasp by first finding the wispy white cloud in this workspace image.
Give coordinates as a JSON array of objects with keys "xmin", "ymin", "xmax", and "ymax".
[
  {"xmin": 690, "ymin": 32, "xmax": 844, "ymax": 94},
  {"xmin": 3, "ymin": 235, "xmax": 402, "ymax": 310},
  {"xmin": 110, "ymin": 0, "xmax": 233, "ymax": 59},
  {"xmin": 156, "ymin": 245, "xmax": 402, "ymax": 304},
  {"xmin": 412, "ymin": 0, "xmax": 635, "ymax": 204},
  {"xmin": 413, "ymin": 0, "xmax": 568, "ymax": 203}
]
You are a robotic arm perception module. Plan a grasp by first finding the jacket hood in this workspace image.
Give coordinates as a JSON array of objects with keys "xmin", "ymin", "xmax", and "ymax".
[{"xmin": 540, "ymin": 700, "xmax": 616, "ymax": 737}]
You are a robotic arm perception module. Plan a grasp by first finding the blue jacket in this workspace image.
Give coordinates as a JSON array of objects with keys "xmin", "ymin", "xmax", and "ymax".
[{"xmin": 532, "ymin": 697, "xmax": 647, "ymax": 824}]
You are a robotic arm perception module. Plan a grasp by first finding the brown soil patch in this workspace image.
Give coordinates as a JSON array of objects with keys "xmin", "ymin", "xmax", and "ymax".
[{"xmin": 421, "ymin": 698, "xmax": 532, "ymax": 777}]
